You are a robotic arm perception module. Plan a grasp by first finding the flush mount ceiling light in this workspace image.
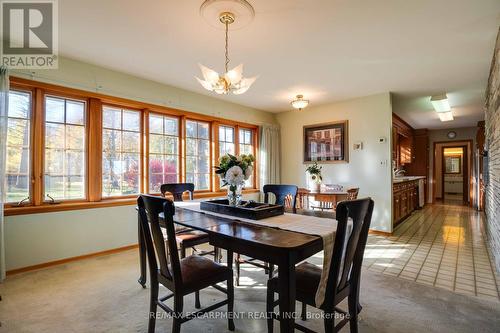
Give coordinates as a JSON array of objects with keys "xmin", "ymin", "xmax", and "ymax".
[
  {"xmin": 291, "ymin": 95, "xmax": 309, "ymax": 110},
  {"xmin": 437, "ymin": 111, "xmax": 454, "ymax": 122},
  {"xmin": 431, "ymin": 94, "xmax": 454, "ymax": 122},
  {"xmin": 196, "ymin": 0, "xmax": 257, "ymax": 95}
]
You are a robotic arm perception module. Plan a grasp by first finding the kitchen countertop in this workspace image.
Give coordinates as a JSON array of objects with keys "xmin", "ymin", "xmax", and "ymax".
[{"xmin": 393, "ymin": 176, "xmax": 426, "ymax": 184}]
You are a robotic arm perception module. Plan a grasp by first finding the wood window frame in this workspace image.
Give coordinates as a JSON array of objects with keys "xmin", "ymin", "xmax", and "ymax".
[
  {"xmin": 184, "ymin": 118, "xmax": 213, "ymax": 192},
  {"xmin": 100, "ymin": 104, "xmax": 143, "ymax": 199},
  {"xmin": 4, "ymin": 86, "xmax": 35, "ymax": 206},
  {"xmin": 5, "ymin": 76, "xmax": 259, "ymax": 216},
  {"xmin": 146, "ymin": 111, "xmax": 182, "ymax": 193},
  {"xmin": 213, "ymin": 122, "xmax": 259, "ymax": 192},
  {"xmin": 42, "ymin": 93, "xmax": 89, "ymax": 203}
]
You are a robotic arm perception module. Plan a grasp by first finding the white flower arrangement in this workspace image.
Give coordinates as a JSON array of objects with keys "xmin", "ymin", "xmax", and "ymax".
[
  {"xmin": 215, "ymin": 153, "xmax": 255, "ymax": 187},
  {"xmin": 225, "ymin": 165, "xmax": 245, "ymax": 185}
]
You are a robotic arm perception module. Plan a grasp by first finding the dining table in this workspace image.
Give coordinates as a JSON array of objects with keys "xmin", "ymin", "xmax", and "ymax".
[
  {"xmin": 306, "ymin": 190, "xmax": 349, "ymax": 210},
  {"xmin": 137, "ymin": 205, "xmax": 324, "ymax": 333}
]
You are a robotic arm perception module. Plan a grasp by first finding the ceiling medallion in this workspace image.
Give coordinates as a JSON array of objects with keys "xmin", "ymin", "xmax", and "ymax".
[
  {"xmin": 196, "ymin": 0, "xmax": 257, "ymax": 95},
  {"xmin": 291, "ymin": 95, "xmax": 309, "ymax": 111}
]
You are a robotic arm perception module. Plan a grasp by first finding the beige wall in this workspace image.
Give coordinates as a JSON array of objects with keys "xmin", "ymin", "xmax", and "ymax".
[
  {"xmin": 428, "ymin": 127, "xmax": 477, "ymax": 203},
  {"xmin": 276, "ymin": 93, "xmax": 393, "ymax": 232},
  {"xmin": 5, "ymin": 56, "xmax": 272, "ymax": 271},
  {"xmin": 11, "ymin": 57, "xmax": 276, "ymax": 126}
]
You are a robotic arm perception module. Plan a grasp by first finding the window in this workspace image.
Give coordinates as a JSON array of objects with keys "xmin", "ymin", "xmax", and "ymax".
[
  {"xmin": 239, "ymin": 128, "xmax": 253, "ymax": 155},
  {"xmin": 102, "ymin": 106, "xmax": 141, "ymax": 197},
  {"xmin": 219, "ymin": 125, "xmax": 235, "ymax": 156},
  {"xmin": 148, "ymin": 114, "xmax": 180, "ymax": 192},
  {"xmin": 185, "ymin": 120, "xmax": 210, "ymax": 190},
  {"xmin": 239, "ymin": 128, "xmax": 254, "ymax": 187},
  {"xmin": 5, "ymin": 78, "xmax": 259, "ymax": 214},
  {"xmin": 44, "ymin": 96, "xmax": 86, "ymax": 200},
  {"xmin": 5, "ymin": 90, "xmax": 31, "ymax": 203}
]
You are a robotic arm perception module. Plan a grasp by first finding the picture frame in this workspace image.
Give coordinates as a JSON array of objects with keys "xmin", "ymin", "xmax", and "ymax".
[{"xmin": 303, "ymin": 120, "xmax": 348, "ymax": 163}]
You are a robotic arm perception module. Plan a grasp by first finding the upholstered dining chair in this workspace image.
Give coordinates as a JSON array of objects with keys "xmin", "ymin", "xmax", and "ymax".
[
  {"xmin": 138, "ymin": 195, "xmax": 234, "ymax": 333},
  {"xmin": 160, "ymin": 183, "xmax": 219, "ymax": 260},
  {"xmin": 266, "ymin": 197, "xmax": 374, "ymax": 333},
  {"xmin": 234, "ymin": 184, "xmax": 299, "ymax": 286}
]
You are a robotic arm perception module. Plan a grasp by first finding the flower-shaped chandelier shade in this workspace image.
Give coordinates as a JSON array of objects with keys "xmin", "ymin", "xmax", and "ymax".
[
  {"xmin": 196, "ymin": 12, "xmax": 257, "ymax": 95},
  {"xmin": 196, "ymin": 64, "xmax": 257, "ymax": 95}
]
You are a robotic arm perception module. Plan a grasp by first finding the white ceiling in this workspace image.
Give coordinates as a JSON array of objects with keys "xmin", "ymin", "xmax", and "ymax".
[{"xmin": 59, "ymin": 0, "xmax": 499, "ymax": 128}]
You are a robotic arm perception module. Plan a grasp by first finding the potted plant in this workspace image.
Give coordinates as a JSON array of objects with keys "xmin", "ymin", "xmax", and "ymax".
[
  {"xmin": 215, "ymin": 153, "xmax": 255, "ymax": 206},
  {"xmin": 306, "ymin": 162, "xmax": 323, "ymax": 192}
]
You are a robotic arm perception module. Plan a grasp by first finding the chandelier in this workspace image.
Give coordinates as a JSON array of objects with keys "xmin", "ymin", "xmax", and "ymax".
[
  {"xmin": 196, "ymin": 11, "xmax": 257, "ymax": 95},
  {"xmin": 291, "ymin": 95, "xmax": 309, "ymax": 110}
]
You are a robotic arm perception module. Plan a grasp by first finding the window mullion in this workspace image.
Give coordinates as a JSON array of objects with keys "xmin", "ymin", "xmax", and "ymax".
[
  {"xmin": 88, "ymin": 98, "xmax": 102, "ymax": 202},
  {"xmin": 32, "ymin": 88, "xmax": 44, "ymax": 206}
]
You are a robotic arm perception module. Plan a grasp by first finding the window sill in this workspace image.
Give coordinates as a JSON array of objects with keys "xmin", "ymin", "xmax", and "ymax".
[{"xmin": 4, "ymin": 189, "xmax": 260, "ymax": 216}]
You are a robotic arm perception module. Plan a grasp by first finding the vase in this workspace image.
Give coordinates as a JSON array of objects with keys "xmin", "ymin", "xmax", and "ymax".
[
  {"xmin": 307, "ymin": 175, "xmax": 321, "ymax": 192},
  {"xmin": 227, "ymin": 182, "xmax": 244, "ymax": 206}
]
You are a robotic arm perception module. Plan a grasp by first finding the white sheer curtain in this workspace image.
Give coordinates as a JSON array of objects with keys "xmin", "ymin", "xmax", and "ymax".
[
  {"xmin": 259, "ymin": 124, "xmax": 281, "ymax": 188},
  {"xmin": 0, "ymin": 66, "xmax": 8, "ymax": 282}
]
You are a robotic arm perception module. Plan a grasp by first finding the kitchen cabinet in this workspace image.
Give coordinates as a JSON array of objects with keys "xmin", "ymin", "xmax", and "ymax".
[
  {"xmin": 392, "ymin": 114, "xmax": 414, "ymax": 168},
  {"xmin": 393, "ymin": 179, "xmax": 421, "ymax": 227}
]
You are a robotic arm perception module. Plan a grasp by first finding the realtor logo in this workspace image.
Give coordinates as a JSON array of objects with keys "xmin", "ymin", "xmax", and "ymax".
[{"xmin": 1, "ymin": 0, "xmax": 58, "ymax": 68}]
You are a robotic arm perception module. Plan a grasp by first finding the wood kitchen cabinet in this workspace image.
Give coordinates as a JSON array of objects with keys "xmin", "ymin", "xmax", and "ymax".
[
  {"xmin": 392, "ymin": 114, "xmax": 414, "ymax": 168},
  {"xmin": 393, "ymin": 179, "xmax": 421, "ymax": 227}
]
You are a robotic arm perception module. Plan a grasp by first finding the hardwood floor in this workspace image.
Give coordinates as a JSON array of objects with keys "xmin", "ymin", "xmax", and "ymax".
[{"xmin": 363, "ymin": 203, "xmax": 500, "ymax": 301}]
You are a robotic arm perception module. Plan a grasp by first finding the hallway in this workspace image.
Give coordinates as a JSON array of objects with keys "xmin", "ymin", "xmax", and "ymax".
[{"xmin": 364, "ymin": 203, "xmax": 500, "ymax": 301}]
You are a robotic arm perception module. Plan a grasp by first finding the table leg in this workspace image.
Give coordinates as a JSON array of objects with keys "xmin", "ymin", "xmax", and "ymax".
[
  {"xmin": 138, "ymin": 215, "xmax": 147, "ymax": 288},
  {"xmin": 278, "ymin": 254, "xmax": 296, "ymax": 333},
  {"xmin": 226, "ymin": 249, "xmax": 233, "ymax": 270}
]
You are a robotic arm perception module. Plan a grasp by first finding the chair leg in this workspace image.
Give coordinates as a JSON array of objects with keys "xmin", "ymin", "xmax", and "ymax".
[
  {"xmin": 235, "ymin": 254, "xmax": 241, "ymax": 286},
  {"xmin": 301, "ymin": 302, "xmax": 307, "ymax": 321},
  {"xmin": 138, "ymin": 220, "xmax": 147, "ymax": 288},
  {"xmin": 180, "ymin": 245, "xmax": 186, "ymax": 259},
  {"xmin": 264, "ymin": 261, "xmax": 269, "ymax": 274},
  {"xmin": 227, "ymin": 272, "xmax": 235, "ymax": 331},
  {"xmin": 172, "ymin": 294, "xmax": 183, "ymax": 333},
  {"xmin": 348, "ymin": 295, "xmax": 359, "ymax": 333},
  {"xmin": 266, "ymin": 286, "xmax": 274, "ymax": 333},
  {"xmin": 324, "ymin": 315, "xmax": 334, "ymax": 333},
  {"xmin": 148, "ymin": 279, "xmax": 159, "ymax": 333},
  {"xmin": 195, "ymin": 291, "xmax": 201, "ymax": 309},
  {"xmin": 214, "ymin": 247, "xmax": 219, "ymax": 263}
]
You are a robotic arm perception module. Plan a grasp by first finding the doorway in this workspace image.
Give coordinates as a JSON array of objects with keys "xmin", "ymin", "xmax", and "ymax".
[
  {"xmin": 432, "ymin": 140, "xmax": 473, "ymax": 205},
  {"xmin": 442, "ymin": 146, "xmax": 468, "ymax": 204}
]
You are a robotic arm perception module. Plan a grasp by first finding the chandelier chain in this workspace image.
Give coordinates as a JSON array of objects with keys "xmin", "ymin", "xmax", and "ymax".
[{"xmin": 224, "ymin": 20, "xmax": 229, "ymax": 73}]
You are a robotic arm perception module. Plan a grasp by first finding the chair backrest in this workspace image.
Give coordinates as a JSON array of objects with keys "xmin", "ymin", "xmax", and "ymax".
[
  {"xmin": 346, "ymin": 188, "xmax": 359, "ymax": 200},
  {"xmin": 138, "ymin": 194, "xmax": 182, "ymax": 286},
  {"xmin": 263, "ymin": 184, "xmax": 299, "ymax": 213},
  {"xmin": 324, "ymin": 198, "xmax": 374, "ymax": 308},
  {"xmin": 160, "ymin": 183, "xmax": 195, "ymax": 201}
]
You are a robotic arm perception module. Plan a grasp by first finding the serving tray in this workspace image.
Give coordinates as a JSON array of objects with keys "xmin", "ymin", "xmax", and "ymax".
[{"xmin": 199, "ymin": 199, "xmax": 284, "ymax": 220}]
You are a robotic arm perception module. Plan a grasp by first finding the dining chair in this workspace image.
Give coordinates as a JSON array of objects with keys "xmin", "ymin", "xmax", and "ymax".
[
  {"xmin": 266, "ymin": 197, "xmax": 374, "ymax": 333},
  {"xmin": 138, "ymin": 194, "xmax": 234, "ymax": 333},
  {"xmin": 235, "ymin": 184, "xmax": 298, "ymax": 286},
  {"xmin": 297, "ymin": 187, "xmax": 311, "ymax": 210},
  {"xmin": 346, "ymin": 188, "xmax": 359, "ymax": 201},
  {"xmin": 160, "ymin": 183, "xmax": 219, "ymax": 260}
]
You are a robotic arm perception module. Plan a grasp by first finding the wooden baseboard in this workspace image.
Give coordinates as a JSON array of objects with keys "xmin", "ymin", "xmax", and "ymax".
[
  {"xmin": 369, "ymin": 229, "xmax": 392, "ymax": 236},
  {"xmin": 6, "ymin": 244, "xmax": 139, "ymax": 276}
]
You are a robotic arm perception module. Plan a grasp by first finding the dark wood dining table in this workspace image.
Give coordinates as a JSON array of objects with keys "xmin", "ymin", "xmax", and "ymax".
[{"xmin": 138, "ymin": 206, "xmax": 323, "ymax": 333}]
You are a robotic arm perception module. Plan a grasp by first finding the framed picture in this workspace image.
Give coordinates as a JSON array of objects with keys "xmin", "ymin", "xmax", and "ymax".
[{"xmin": 303, "ymin": 121, "xmax": 348, "ymax": 163}]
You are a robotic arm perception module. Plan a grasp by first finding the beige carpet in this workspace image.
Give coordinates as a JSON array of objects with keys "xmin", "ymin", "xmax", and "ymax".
[{"xmin": 1, "ymin": 248, "xmax": 499, "ymax": 333}]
